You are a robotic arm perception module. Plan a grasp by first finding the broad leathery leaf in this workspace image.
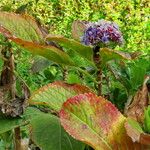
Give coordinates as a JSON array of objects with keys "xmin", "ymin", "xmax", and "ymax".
[
  {"xmin": 100, "ymin": 48, "xmax": 139, "ymax": 67},
  {"xmin": 0, "ymin": 26, "xmax": 75, "ymax": 66},
  {"xmin": 46, "ymin": 35, "xmax": 93, "ymax": 61},
  {"xmin": 0, "ymin": 12, "xmax": 44, "ymax": 42},
  {"xmin": 71, "ymin": 20, "xmax": 89, "ymax": 41},
  {"xmin": 125, "ymin": 118, "xmax": 150, "ymax": 147},
  {"xmin": 60, "ymin": 93, "xmax": 133, "ymax": 150},
  {"xmin": 29, "ymin": 81, "xmax": 93, "ymax": 111},
  {"xmin": 30, "ymin": 112, "xmax": 85, "ymax": 150}
]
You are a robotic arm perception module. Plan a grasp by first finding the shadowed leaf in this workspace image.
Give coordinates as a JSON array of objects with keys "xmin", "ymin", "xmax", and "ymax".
[
  {"xmin": 46, "ymin": 35, "xmax": 93, "ymax": 61},
  {"xmin": 125, "ymin": 76, "xmax": 150, "ymax": 122},
  {"xmin": 0, "ymin": 114, "xmax": 24, "ymax": 134},
  {"xmin": 0, "ymin": 12, "xmax": 44, "ymax": 42},
  {"xmin": 31, "ymin": 56, "xmax": 53, "ymax": 73},
  {"xmin": 29, "ymin": 81, "xmax": 93, "ymax": 111},
  {"xmin": 60, "ymin": 93, "xmax": 133, "ymax": 150},
  {"xmin": 0, "ymin": 107, "xmax": 43, "ymax": 134},
  {"xmin": 30, "ymin": 112, "xmax": 85, "ymax": 150}
]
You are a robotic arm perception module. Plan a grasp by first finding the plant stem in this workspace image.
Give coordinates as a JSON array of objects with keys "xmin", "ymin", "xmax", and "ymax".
[
  {"xmin": 14, "ymin": 127, "xmax": 22, "ymax": 150},
  {"xmin": 96, "ymin": 69, "xmax": 102, "ymax": 96},
  {"xmin": 93, "ymin": 46, "xmax": 102, "ymax": 96},
  {"xmin": 0, "ymin": 39, "xmax": 23, "ymax": 150},
  {"xmin": 9, "ymin": 46, "xmax": 16, "ymax": 99},
  {"xmin": 9, "ymin": 43, "xmax": 22, "ymax": 150}
]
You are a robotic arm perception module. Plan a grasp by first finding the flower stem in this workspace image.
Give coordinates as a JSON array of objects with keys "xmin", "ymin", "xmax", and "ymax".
[{"xmin": 93, "ymin": 46, "xmax": 102, "ymax": 96}]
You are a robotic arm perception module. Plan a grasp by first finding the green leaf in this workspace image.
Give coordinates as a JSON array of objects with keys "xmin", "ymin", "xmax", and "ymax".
[
  {"xmin": 60, "ymin": 93, "xmax": 131, "ymax": 150},
  {"xmin": 31, "ymin": 56, "xmax": 53, "ymax": 73},
  {"xmin": 127, "ymin": 118, "xmax": 144, "ymax": 133},
  {"xmin": 125, "ymin": 118, "xmax": 145, "ymax": 144},
  {"xmin": 0, "ymin": 26, "xmax": 75, "ymax": 66},
  {"xmin": 100, "ymin": 48, "xmax": 138, "ymax": 67},
  {"xmin": 46, "ymin": 35, "xmax": 93, "ymax": 61},
  {"xmin": 30, "ymin": 113, "xmax": 85, "ymax": 150},
  {"xmin": 0, "ymin": 107, "xmax": 41, "ymax": 134},
  {"xmin": 29, "ymin": 81, "xmax": 93, "ymax": 111},
  {"xmin": 129, "ymin": 63, "xmax": 146, "ymax": 94},
  {"xmin": 0, "ymin": 12, "xmax": 44, "ymax": 42},
  {"xmin": 108, "ymin": 63, "xmax": 132, "ymax": 93},
  {"xmin": 0, "ymin": 114, "xmax": 24, "ymax": 134},
  {"xmin": 144, "ymin": 106, "xmax": 150, "ymax": 134},
  {"xmin": 66, "ymin": 73, "xmax": 81, "ymax": 84}
]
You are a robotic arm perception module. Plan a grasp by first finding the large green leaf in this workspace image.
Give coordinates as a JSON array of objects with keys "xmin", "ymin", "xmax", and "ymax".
[
  {"xmin": 46, "ymin": 35, "xmax": 93, "ymax": 61},
  {"xmin": 30, "ymin": 112, "xmax": 85, "ymax": 150},
  {"xmin": 60, "ymin": 93, "xmax": 134, "ymax": 150},
  {"xmin": 0, "ymin": 26, "xmax": 75, "ymax": 66},
  {"xmin": 100, "ymin": 48, "xmax": 140, "ymax": 67},
  {"xmin": 0, "ymin": 12, "xmax": 44, "ymax": 42},
  {"xmin": 29, "ymin": 81, "xmax": 93, "ymax": 111}
]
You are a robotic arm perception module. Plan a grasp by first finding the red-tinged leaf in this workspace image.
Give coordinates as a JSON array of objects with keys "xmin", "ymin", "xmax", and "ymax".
[
  {"xmin": 60, "ymin": 93, "xmax": 133, "ymax": 150},
  {"xmin": 71, "ymin": 20, "xmax": 89, "ymax": 41},
  {"xmin": 29, "ymin": 81, "xmax": 93, "ymax": 111},
  {"xmin": 0, "ymin": 26, "xmax": 75, "ymax": 66},
  {"xmin": 0, "ymin": 12, "xmax": 44, "ymax": 42},
  {"xmin": 46, "ymin": 35, "xmax": 93, "ymax": 61}
]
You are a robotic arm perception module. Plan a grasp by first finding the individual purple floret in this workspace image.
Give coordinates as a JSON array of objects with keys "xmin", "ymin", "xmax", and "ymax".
[{"xmin": 82, "ymin": 20, "xmax": 124, "ymax": 46}]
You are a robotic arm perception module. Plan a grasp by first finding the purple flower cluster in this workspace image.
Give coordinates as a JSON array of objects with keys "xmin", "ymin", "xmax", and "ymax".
[{"xmin": 82, "ymin": 20, "xmax": 124, "ymax": 46}]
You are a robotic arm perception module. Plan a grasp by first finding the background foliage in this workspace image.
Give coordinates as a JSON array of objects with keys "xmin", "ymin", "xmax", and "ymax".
[
  {"xmin": 0, "ymin": 0, "xmax": 149, "ymax": 90},
  {"xmin": 0, "ymin": 0, "xmax": 149, "ymax": 53}
]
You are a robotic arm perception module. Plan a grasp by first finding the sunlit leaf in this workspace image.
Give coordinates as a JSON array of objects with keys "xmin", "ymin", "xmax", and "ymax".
[
  {"xmin": 29, "ymin": 81, "xmax": 93, "ymax": 111},
  {"xmin": 100, "ymin": 48, "xmax": 140, "ymax": 67},
  {"xmin": 60, "ymin": 93, "xmax": 133, "ymax": 150},
  {"xmin": 0, "ymin": 12, "xmax": 44, "ymax": 42},
  {"xmin": 0, "ymin": 26, "xmax": 75, "ymax": 66},
  {"xmin": 30, "ymin": 112, "xmax": 85, "ymax": 150},
  {"xmin": 46, "ymin": 35, "xmax": 93, "ymax": 61}
]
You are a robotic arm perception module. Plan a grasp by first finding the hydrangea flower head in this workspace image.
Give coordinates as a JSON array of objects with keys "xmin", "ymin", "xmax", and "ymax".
[{"xmin": 82, "ymin": 20, "xmax": 124, "ymax": 46}]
